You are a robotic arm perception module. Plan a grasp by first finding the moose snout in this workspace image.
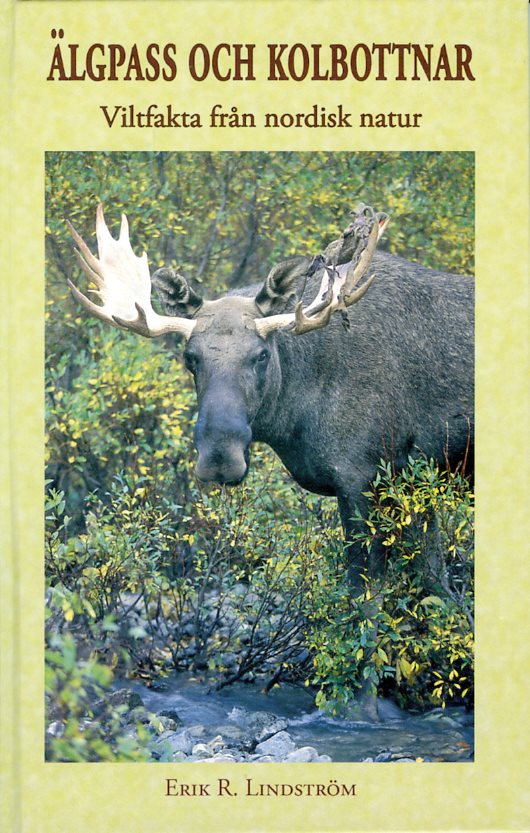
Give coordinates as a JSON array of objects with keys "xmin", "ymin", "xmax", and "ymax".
[
  {"xmin": 194, "ymin": 408, "xmax": 252, "ymax": 485},
  {"xmin": 195, "ymin": 441, "xmax": 250, "ymax": 485}
]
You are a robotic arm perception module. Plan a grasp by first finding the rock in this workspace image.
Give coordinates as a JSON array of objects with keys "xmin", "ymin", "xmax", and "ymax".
[
  {"xmin": 373, "ymin": 750, "xmax": 420, "ymax": 763},
  {"xmin": 290, "ymin": 648, "xmax": 310, "ymax": 664},
  {"xmin": 232, "ymin": 583, "xmax": 250, "ymax": 597},
  {"xmin": 191, "ymin": 735, "xmax": 226, "ymax": 759},
  {"xmin": 254, "ymin": 718, "xmax": 288, "ymax": 744},
  {"xmin": 374, "ymin": 752, "xmax": 393, "ymax": 762},
  {"xmin": 149, "ymin": 678, "xmax": 169, "ymax": 692},
  {"xmin": 155, "ymin": 715, "xmax": 179, "ymax": 732},
  {"xmin": 285, "ymin": 746, "xmax": 319, "ymax": 763},
  {"xmin": 448, "ymin": 709, "xmax": 474, "ymax": 727},
  {"xmin": 151, "ymin": 730, "xmax": 180, "ymax": 759},
  {"xmin": 255, "ymin": 731, "xmax": 296, "ymax": 759},
  {"xmin": 93, "ymin": 688, "xmax": 144, "ymax": 717},
  {"xmin": 219, "ymin": 652, "xmax": 238, "ymax": 669},
  {"xmin": 46, "ymin": 721, "xmax": 64, "ymax": 737},
  {"xmin": 228, "ymin": 709, "xmax": 288, "ymax": 746},
  {"xmin": 158, "ymin": 709, "xmax": 182, "ymax": 725},
  {"xmin": 199, "ymin": 754, "xmax": 239, "ymax": 763},
  {"xmin": 423, "ymin": 709, "xmax": 461, "ymax": 728},
  {"xmin": 339, "ymin": 698, "xmax": 381, "ymax": 723},
  {"xmin": 192, "ymin": 743, "xmax": 213, "ymax": 758},
  {"xmin": 377, "ymin": 699, "xmax": 406, "ymax": 721},
  {"xmin": 208, "ymin": 735, "xmax": 225, "ymax": 751},
  {"xmin": 109, "ymin": 688, "xmax": 144, "ymax": 709},
  {"xmin": 160, "ymin": 729, "xmax": 194, "ymax": 755},
  {"xmin": 128, "ymin": 706, "xmax": 151, "ymax": 724},
  {"xmin": 212, "ymin": 724, "xmax": 246, "ymax": 744}
]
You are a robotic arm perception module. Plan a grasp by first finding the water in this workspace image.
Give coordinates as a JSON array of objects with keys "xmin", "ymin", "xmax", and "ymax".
[{"xmin": 126, "ymin": 674, "xmax": 474, "ymax": 762}]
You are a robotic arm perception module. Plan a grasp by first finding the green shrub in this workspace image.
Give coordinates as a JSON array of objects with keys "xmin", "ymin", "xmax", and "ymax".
[
  {"xmin": 46, "ymin": 326, "xmax": 196, "ymax": 530},
  {"xmin": 45, "ymin": 456, "xmax": 321, "ymax": 687},
  {"xmin": 305, "ymin": 457, "xmax": 474, "ymax": 713},
  {"xmin": 45, "ymin": 629, "xmax": 151, "ymax": 762}
]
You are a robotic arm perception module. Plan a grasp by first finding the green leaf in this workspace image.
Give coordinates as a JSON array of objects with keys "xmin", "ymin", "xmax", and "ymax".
[{"xmin": 419, "ymin": 596, "xmax": 446, "ymax": 608}]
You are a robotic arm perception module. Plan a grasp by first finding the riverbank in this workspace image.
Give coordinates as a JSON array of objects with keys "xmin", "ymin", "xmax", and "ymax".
[{"xmin": 47, "ymin": 673, "xmax": 473, "ymax": 763}]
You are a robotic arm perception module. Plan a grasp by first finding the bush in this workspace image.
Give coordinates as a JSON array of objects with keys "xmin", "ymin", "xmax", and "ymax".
[
  {"xmin": 305, "ymin": 457, "xmax": 474, "ymax": 713},
  {"xmin": 46, "ymin": 326, "xmax": 196, "ymax": 531},
  {"xmin": 45, "ymin": 629, "xmax": 152, "ymax": 762},
  {"xmin": 45, "ymin": 455, "xmax": 474, "ymax": 730},
  {"xmin": 45, "ymin": 456, "xmax": 321, "ymax": 685}
]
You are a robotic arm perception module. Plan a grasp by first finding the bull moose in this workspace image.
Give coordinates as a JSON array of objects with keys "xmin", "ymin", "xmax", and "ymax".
[{"xmin": 67, "ymin": 203, "xmax": 474, "ymax": 598}]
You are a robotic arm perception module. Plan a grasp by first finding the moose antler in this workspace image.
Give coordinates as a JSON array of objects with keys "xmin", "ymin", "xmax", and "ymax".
[
  {"xmin": 254, "ymin": 205, "xmax": 389, "ymax": 338},
  {"xmin": 67, "ymin": 204, "xmax": 197, "ymax": 339}
]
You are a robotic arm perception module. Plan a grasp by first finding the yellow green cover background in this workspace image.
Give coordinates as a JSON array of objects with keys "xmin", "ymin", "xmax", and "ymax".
[{"xmin": 2, "ymin": 1, "xmax": 529, "ymax": 831}]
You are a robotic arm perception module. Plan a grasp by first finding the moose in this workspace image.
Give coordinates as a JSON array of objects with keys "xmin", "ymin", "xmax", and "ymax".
[{"xmin": 67, "ymin": 203, "xmax": 474, "ymax": 597}]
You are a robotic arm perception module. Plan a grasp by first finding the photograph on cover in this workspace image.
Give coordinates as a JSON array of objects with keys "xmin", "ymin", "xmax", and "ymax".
[{"xmin": 45, "ymin": 151, "xmax": 474, "ymax": 764}]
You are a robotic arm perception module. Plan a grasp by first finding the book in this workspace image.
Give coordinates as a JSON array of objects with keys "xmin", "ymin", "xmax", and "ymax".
[{"xmin": 2, "ymin": 1, "xmax": 529, "ymax": 831}]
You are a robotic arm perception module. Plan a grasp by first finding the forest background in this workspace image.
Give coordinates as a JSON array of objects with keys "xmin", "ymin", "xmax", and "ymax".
[{"xmin": 44, "ymin": 151, "xmax": 475, "ymax": 761}]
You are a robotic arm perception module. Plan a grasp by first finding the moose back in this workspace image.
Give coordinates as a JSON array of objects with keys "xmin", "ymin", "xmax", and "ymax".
[{"xmin": 68, "ymin": 204, "xmax": 474, "ymax": 592}]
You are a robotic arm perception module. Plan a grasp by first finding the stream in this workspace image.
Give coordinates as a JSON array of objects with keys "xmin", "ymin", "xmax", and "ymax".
[{"xmin": 124, "ymin": 673, "xmax": 474, "ymax": 763}]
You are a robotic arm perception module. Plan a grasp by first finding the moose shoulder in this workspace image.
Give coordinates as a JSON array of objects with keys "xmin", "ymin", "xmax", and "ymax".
[{"xmin": 68, "ymin": 204, "xmax": 474, "ymax": 594}]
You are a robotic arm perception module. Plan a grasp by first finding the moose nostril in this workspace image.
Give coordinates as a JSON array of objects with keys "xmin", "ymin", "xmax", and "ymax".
[{"xmin": 195, "ymin": 448, "xmax": 249, "ymax": 485}]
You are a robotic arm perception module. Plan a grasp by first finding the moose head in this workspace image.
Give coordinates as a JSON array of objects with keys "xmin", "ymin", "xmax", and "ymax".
[{"xmin": 67, "ymin": 204, "xmax": 389, "ymax": 486}]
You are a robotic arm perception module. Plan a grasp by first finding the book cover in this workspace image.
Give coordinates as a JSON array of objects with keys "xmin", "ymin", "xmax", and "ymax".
[{"xmin": 2, "ymin": 1, "xmax": 529, "ymax": 831}]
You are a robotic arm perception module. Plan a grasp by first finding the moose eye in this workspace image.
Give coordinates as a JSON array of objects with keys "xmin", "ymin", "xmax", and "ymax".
[{"xmin": 254, "ymin": 349, "xmax": 270, "ymax": 367}]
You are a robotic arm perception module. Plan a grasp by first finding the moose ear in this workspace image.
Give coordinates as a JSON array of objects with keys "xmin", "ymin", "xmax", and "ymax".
[
  {"xmin": 254, "ymin": 257, "xmax": 311, "ymax": 316},
  {"xmin": 151, "ymin": 267, "xmax": 203, "ymax": 317}
]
